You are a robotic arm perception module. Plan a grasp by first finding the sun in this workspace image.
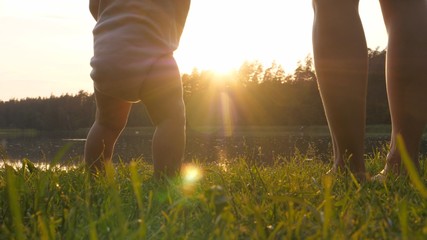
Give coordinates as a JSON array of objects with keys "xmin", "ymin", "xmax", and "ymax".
[
  {"xmin": 174, "ymin": 0, "xmax": 315, "ymax": 76},
  {"xmin": 175, "ymin": 48, "xmax": 242, "ymax": 75}
]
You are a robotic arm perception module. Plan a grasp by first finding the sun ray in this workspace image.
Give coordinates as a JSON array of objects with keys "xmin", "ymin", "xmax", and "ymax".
[{"xmin": 220, "ymin": 92, "xmax": 234, "ymax": 137}]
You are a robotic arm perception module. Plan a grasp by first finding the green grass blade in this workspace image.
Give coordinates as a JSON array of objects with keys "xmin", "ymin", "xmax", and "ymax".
[
  {"xmin": 5, "ymin": 165, "xmax": 25, "ymax": 240},
  {"xmin": 322, "ymin": 175, "xmax": 333, "ymax": 239},
  {"xmin": 129, "ymin": 161, "xmax": 143, "ymax": 210},
  {"xmin": 84, "ymin": 173, "xmax": 99, "ymax": 240},
  {"xmin": 398, "ymin": 199, "xmax": 409, "ymax": 240},
  {"xmin": 396, "ymin": 134, "xmax": 427, "ymax": 198},
  {"xmin": 129, "ymin": 161, "xmax": 147, "ymax": 238},
  {"xmin": 37, "ymin": 213, "xmax": 50, "ymax": 240}
]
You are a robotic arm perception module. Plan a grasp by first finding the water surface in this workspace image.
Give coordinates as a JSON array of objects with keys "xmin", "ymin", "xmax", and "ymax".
[{"xmin": 1, "ymin": 127, "xmax": 426, "ymax": 166}]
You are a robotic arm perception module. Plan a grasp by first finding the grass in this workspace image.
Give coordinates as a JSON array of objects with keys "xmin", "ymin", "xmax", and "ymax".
[
  {"xmin": 1, "ymin": 144, "xmax": 427, "ymax": 239},
  {"xmin": 0, "ymin": 129, "xmax": 38, "ymax": 137}
]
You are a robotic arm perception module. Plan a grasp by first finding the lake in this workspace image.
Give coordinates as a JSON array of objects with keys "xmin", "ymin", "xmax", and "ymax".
[{"xmin": 1, "ymin": 126, "xmax": 426, "ymax": 166}]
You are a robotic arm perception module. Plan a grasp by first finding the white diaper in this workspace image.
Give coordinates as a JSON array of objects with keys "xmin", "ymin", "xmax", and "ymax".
[{"xmin": 90, "ymin": 0, "xmax": 190, "ymax": 102}]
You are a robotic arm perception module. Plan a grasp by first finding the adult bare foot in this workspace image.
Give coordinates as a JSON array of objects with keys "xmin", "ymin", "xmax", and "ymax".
[
  {"xmin": 372, "ymin": 150, "xmax": 402, "ymax": 182},
  {"xmin": 326, "ymin": 162, "xmax": 366, "ymax": 183}
]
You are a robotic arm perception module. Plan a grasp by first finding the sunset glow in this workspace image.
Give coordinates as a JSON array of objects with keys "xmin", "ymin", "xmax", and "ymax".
[{"xmin": 0, "ymin": 0, "xmax": 387, "ymax": 100}]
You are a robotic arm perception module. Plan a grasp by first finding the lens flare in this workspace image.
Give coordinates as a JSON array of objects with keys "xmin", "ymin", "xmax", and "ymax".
[
  {"xmin": 182, "ymin": 164, "xmax": 202, "ymax": 184},
  {"xmin": 181, "ymin": 164, "xmax": 203, "ymax": 195}
]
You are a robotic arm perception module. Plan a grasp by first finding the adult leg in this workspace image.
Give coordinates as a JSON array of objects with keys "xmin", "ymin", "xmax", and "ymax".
[
  {"xmin": 378, "ymin": 0, "xmax": 427, "ymax": 175},
  {"xmin": 84, "ymin": 90, "xmax": 132, "ymax": 173},
  {"xmin": 312, "ymin": 0, "xmax": 368, "ymax": 179},
  {"xmin": 140, "ymin": 55, "xmax": 186, "ymax": 178}
]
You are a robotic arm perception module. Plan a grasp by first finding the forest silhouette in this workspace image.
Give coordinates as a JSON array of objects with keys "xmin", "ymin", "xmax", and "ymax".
[{"xmin": 0, "ymin": 48, "xmax": 388, "ymax": 131}]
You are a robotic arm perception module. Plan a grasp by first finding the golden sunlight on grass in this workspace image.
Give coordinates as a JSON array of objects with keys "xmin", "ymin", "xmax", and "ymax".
[{"xmin": 0, "ymin": 160, "xmax": 78, "ymax": 172}]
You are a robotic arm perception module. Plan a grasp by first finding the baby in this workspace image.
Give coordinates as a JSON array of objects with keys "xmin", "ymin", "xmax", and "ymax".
[{"xmin": 85, "ymin": 0, "xmax": 191, "ymax": 177}]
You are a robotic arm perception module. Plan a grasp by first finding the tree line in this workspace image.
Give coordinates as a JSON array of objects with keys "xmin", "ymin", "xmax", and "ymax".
[{"xmin": 0, "ymin": 48, "xmax": 388, "ymax": 131}]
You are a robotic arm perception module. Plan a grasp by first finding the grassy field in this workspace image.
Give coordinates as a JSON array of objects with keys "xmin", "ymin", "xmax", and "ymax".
[{"xmin": 1, "ymin": 142, "xmax": 427, "ymax": 239}]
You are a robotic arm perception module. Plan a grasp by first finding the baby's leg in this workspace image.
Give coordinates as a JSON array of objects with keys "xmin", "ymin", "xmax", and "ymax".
[
  {"xmin": 378, "ymin": 0, "xmax": 427, "ymax": 175},
  {"xmin": 84, "ymin": 90, "xmax": 132, "ymax": 173},
  {"xmin": 140, "ymin": 55, "xmax": 186, "ymax": 178}
]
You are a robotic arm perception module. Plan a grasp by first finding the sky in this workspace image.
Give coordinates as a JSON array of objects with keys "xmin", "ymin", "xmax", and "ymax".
[{"xmin": 0, "ymin": 0, "xmax": 388, "ymax": 101}]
